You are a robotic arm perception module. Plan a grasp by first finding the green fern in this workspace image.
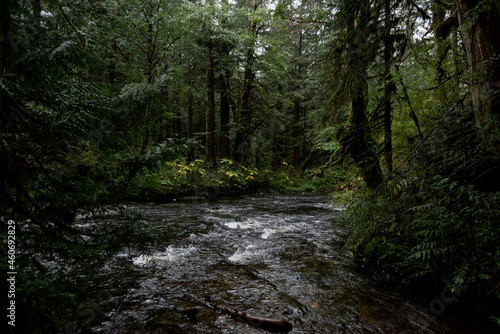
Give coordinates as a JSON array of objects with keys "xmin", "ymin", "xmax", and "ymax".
[{"xmin": 346, "ymin": 107, "xmax": 500, "ymax": 300}]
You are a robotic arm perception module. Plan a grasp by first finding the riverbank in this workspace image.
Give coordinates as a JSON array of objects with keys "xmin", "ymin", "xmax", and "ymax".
[
  {"xmin": 125, "ymin": 158, "xmax": 353, "ymax": 203},
  {"xmin": 343, "ymin": 184, "xmax": 500, "ymax": 330}
]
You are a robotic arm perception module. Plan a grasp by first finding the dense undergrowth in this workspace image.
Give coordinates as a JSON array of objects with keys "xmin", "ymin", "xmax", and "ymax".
[
  {"xmin": 128, "ymin": 158, "xmax": 349, "ymax": 201},
  {"xmin": 343, "ymin": 111, "xmax": 500, "ymax": 324}
]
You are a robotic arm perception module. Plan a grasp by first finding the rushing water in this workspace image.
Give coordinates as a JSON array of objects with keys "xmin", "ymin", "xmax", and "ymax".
[{"xmin": 85, "ymin": 193, "xmax": 494, "ymax": 333}]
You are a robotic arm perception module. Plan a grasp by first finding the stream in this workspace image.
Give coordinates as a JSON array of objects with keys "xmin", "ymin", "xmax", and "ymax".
[{"xmin": 83, "ymin": 193, "xmax": 494, "ymax": 333}]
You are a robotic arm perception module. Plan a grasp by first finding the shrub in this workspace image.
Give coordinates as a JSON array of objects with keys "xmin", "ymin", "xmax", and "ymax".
[{"xmin": 346, "ymin": 109, "xmax": 500, "ymax": 300}]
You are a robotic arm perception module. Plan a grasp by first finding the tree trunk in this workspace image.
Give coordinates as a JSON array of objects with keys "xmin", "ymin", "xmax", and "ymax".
[
  {"xmin": 220, "ymin": 89, "xmax": 230, "ymax": 159},
  {"xmin": 341, "ymin": 4, "xmax": 384, "ymax": 192},
  {"xmin": 223, "ymin": 74, "xmax": 238, "ymax": 160},
  {"xmin": 432, "ymin": 0, "xmax": 449, "ymax": 83},
  {"xmin": 237, "ymin": 41, "xmax": 255, "ymax": 164},
  {"xmin": 219, "ymin": 0, "xmax": 231, "ymax": 160},
  {"xmin": 383, "ymin": 0, "xmax": 394, "ymax": 177},
  {"xmin": 292, "ymin": 30, "xmax": 303, "ymax": 170},
  {"xmin": 232, "ymin": 1, "xmax": 259, "ymax": 165},
  {"xmin": 1, "ymin": 0, "xmax": 12, "ymax": 160},
  {"xmin": 108, "ymin": 40, "xmax": 118, "ymax": 86},
  {"xmin": 1, "ymin": 0, "xmax": 10, "ymax": 108},
  {"xmin": 186, "ymin": 74, "xmax": 195, "ymax": 162},
  {"xmin": 292, "ymin": 97, "xmax": 300, "ymax": 169},
  {"xmin": 140, "ymin": 22, "xmax": 155, "ymax": 153},
  {"xmin": 205, "ymin": 53, "xmax": 216, "ymax": 165},
  {"xmin": 456, "ymin": 0, "xmax": 500, "ymax": 125},
  {"xmin": 186, "ymin": 294, "xmax": 292, "ymax": 333},
  {"xmin": 348, "ymin": 84, "xmax": 384, "ymax": 192},
  {"xmin": 173, "ymin": 92, "xmax": 181, "ymax": 139}
]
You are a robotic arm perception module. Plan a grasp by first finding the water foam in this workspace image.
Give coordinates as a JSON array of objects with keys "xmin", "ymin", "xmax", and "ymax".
[
  {"xmin": 224, "ymin": 219, "xmax": 261, "ymax": 229},
  {"xmin": 132, "ymin": 245, "xmax": 197, "ymax": 266},
  {"xmin": 228, "ymin": 244, "xmax": 257, "ymax": 263},
  {"xmin": 261, "ymin": 228, "xmax": 278, "ymax": 239}
]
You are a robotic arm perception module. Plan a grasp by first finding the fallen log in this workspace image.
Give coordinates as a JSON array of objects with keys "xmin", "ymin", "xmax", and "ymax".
[{"xmin": 184, "ymin": 294, "xmax": 293, "ymax": 333}]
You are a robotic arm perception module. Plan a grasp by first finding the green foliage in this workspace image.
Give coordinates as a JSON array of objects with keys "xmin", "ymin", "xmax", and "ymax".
[
  {"xmin": 267, "ymin": 165, "xmax": 305, "ymax": 191},
  {"xmin": 0, "ymin": 1, "xmax": 186, "ymax": 331},
  {"xmin": 328, "ymin": 173, "xmax": 365, "ymax": 206},
  {"xmin": 346, "ymin": 110, "xmax": 500, "ymax": 298},
  {"xmin": 127, "ymin": 155, "xmax": 358, "ymax": 201},
  {"xmin": 2, "ymin": 0, "xmax": 497, "ymax": 330},
  {"xmin": 129, "ymin": 158, "xmax": 316, "ymax": 199}
]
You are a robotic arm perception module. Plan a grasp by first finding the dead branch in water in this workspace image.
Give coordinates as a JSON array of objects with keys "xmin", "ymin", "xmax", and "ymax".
[{"xmin": 184, "ymin": 294, "xmax": 293, "ymax": 333}]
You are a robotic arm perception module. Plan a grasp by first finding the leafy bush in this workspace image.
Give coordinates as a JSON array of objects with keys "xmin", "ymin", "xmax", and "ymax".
[
  {"xmin": 127, "ymin": 158, "xmax": 346, "ymax": 200},
  {"xmin": 346, "ymin": 109, "xmax": 500, "ymax": 299},
  {"xmin": 129, "ymin": 158, "xmax": 275, "ymax": 199}
]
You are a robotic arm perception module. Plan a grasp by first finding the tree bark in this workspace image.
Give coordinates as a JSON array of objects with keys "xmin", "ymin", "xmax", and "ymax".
[
  {"xmin": 186, "ymin": 294, "xmax": 292, "ymax": 333},
  {"xmin": 220, "ymin": 89, "xmax": 230, "ymax": 159},
  {"xmin": 292, "ymin": 97, "xmax": 301, "ymax": 169},
  {"xmin": 348, "ymin": 83, "xmax": 384, "ymax": 192},
  {"xmin": 236, "ymin": 38, "xmax": 255, "ymax": 164},
  {"xmin": 186, "ymin": 65, "xmax": 195, "ymax": 162},
  {"xmin": 140, "ymin": 22, "xmax": 156, "ymax": 153},
  {"xmin": 0, "ymin": 1, "xmax": 12, "ymax": 209},
  {"xmin": 219, "ymin": 0, "xmax": 231, "ymax": 159},
  {"xmin": 216, "ymin": 305, "xmax": 292, "ymax": 333},
  {"xmin": 1, "ymin": 0, "xmax": 11, "ymax": 115},
  {"xmin": 431, "ymin": 0, "xmax": 457, "ymax": 83},
  {"xmin": 292, "ymin": 29, "xmax": 303, "ymax": 170},
  {"xmin": 456, "ymin": 0, "xmax": 500, "ymax": 125},
  {"xmin": 341, "ymin": 3, "xmax": 384, "ymax": 192},
  {"xmin": 205, "ymin": 53, "xmax": 216, "ymax": 164},
  {"xmin": 232, "ymin": 1, "xmax": 259, "ymax": 164},
  {"xmin": 383, "ymin": 0, "xmax": 394, "ymax": 177}
]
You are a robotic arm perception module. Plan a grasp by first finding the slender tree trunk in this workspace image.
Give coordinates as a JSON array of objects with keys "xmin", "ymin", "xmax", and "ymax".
[
  {"xmin": 1, "ymin": 0, "xmax": 10, "ymax": 100},
  {"xmin": 173, "ymin": 92, "xmax": 181, "ymax": 139},
  {"xmin": 223, "ymin": 75, "xmax": 238, "ymax": 159},
  {"xmin": 187, "ymin": 101, "xmax": 194, "ymax": 162},
  {"xmin": 159, "ymin": 87, "xmax": 169, "ymax": 143},
  {"xmin": 219, "ymin": 0, "xmax": 231, "ymax": 159},
  {"xmin": 108, "ymin": 6, "xmax": 122, "ymax": 89},
  {"xmin": 236, "ymin": 40, "xmax": 255, "ymax": 163},
  {"xmin": 220, "ymin": 89, "xmax": 230, "ymax": 158},
  {"xmin": 431, "ymin": 0, "xmax": 447, "ymax": 83},
  {"xmin": 292, "ymin": 30, "xmax": 303, "ymax": 170},
  {"xmin": 456, "ymin": 0, "xmax": 500, "ymax": 125},
  {"xmin": 205, "ymin": 53, "xmax": 216, "ymax": 164},
  {"xmin": 187, "ymin": 67, "xmax": 195, "ymax": 162},
  {"xmin": 141, "ymin": 101, "xmax": 151, "ymax": 153},
  {"xmin": 141, "ymin": 22, "xmax": 155, "ymax": 153},
  {"xmin": 232, "ymin": 1, "xmax": 259, "ymax": 164},
  {"xmin": 292, "ymin": 99, "xmax": 301, "ymax": 169},
  {"xmin": 108, "ymin": 40, "xmax": 118, "ymax": 86},
  {"xmin": 273, "ymin": 128, "xmax": 283, "ymax": 169},
  {"xmin": 383, "ymin": 0, "xmax": 394, "ymax": 177},
  {"xmin": 0, "ymin": 0, "xmax": 11, "ymax": 154}
]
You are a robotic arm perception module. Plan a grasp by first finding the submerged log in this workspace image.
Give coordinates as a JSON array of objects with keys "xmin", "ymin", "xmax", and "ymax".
[
  {"xmin": 185, "ymin": 294, "xmax": 293, "ymax": 333},
  {"xmin": 214, "ymin": 303, "xmax": 293, "ymax": 333}
]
